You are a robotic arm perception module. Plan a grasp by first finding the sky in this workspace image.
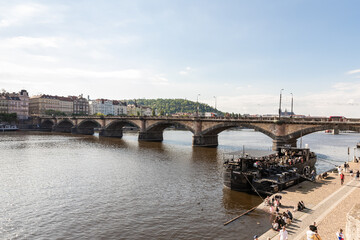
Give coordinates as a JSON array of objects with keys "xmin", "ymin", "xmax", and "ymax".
[{"xmin": 0, "ymin": 0, "xmax": 360, "ymax": 117}]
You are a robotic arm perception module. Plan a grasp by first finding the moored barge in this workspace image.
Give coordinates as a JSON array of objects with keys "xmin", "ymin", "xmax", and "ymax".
[{"xmin": 223, "ymin": 147, "xmax": 317, "ymax": 195}]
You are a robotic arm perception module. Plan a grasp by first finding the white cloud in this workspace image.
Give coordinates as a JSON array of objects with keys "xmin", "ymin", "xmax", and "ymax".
[
  {"xmin": 0, "ymin": 61, "xmax": 143, "ymax": 80},
  {"xmin": 0, "ymin": 36, "xmax": 61, "ymax": 49},
  {"xmin": 179, "ymin": 67, "xmax": 192, "ymax": 75},
  {"xmin": 206, "ymin": 81, "xmax": 360, "ymax": 117},
  {"xmin": 332, "ymin": 82, "xmax": 356, "ymax": 91},
  {"xmin": 347, "ymin": 69, "xmax": 360, "ymax": 75},
  {"xmin": 235, "ymin": 85, "xmax": 252, "ymax": 90},
  {"xmin": 0, "ymin": 3, "xmax": 59, "ymax": 28},
  {"xmin": 150, "ymin": 74, "xmax": 169, "ymax": 85}
]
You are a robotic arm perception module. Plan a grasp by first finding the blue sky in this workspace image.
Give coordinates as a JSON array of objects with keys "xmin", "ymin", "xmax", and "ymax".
[{"xmin": 1, "ymin": 0, "xmax": 360, "ymax": 116}]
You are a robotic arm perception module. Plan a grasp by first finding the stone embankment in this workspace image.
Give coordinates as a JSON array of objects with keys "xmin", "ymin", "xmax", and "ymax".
[
  {"xmin": 257, "ymin": 161, "xmax": 360, "ymax": 240},
  {"xmin": 346, "ymin": 204, "xmax": 360, "ymax": 240}
]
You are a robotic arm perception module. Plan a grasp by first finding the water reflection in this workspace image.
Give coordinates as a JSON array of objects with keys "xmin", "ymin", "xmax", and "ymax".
[
  {"xmin": 0, "ymin": 130, "xmax": 359, "ymax": 239},
  {"xmin": 191, "ymin": 147, "xmax": 220, "ymax": 163},
  {"xmin": 222, "ymin": 188, "xmax": 263, "ymax": 212},
  {"xmin": 137, "ymin": 140, "xmax": 166, "ymax": 153}
]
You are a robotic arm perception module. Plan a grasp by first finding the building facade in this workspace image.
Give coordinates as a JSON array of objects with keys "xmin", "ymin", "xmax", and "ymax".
[
  {"xmin": 70, "ymin": 95, "xmax": 89, "ymax": 115},
  {"xmin": 113, "ymin": 101, "xmax": 127, "ymax": 115},
  {"xmin": 30, "ymin": 95, "xmax": 60, "ymax": 115},
  {"xmin": 0, "ymin": 89, "xmax": 29, "ymax": 119},
  {"xmin": 29, "ymin": 94, "xmax": 74, "ymax": 116},
  {"xmin": 0, "ymin": 95, "xmax": 8, "ymax": 114},
  {"xmin": 89, "ymin": 99, "xmax": 114, "ymax": 115},
  {"xmin": 127, "ymin": 104, "xmax": 153, "ymax": 116},
  {"xmin": 57, "ymin": 97, "xmax": 74, "ymax": 115}
]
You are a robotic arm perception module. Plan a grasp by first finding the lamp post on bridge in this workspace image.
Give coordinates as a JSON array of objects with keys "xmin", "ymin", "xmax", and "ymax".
[
  {"xmin": 278, "ymin": 89, "xmax": 284, "ymax": 119},
  {"xmin": 213, "ymin": 96, "xmax": 217, "ymax": 110},
  {"xmin": 196, "ymin": 94, "xmax": 201, "ymax": 117},
  {"xmin": 290, "ymin": 93, "xmax": 293, "ymax": 118}
]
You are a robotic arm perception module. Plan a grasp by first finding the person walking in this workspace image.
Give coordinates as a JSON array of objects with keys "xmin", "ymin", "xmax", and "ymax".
[
  {"xmin": 340, "ymin": 172, "xmax": 345, "ymax": 185},
  {"xmin": 355, "ymin": 170, "xmax": 360, "ymax": 180},
  {"xmin": 311, "ymin": 170, "xmax": 316, "ymax": 181},
  {"xmin": 286, "ymin": 209, "xmax": 293, "ymax": 221},
  {"xmin": 306, "ymin": 225, "xmax": 316, "ymax": 240},
  {"xmin": 279, "ymin": 226, "xmax": 288, "ymax": 240},
  {"xmin": 344, "ymin": 162, "xmax": 347, "ymax": 172},
  {"xmin": 337, "ymin": 166, "xmax": 342, "ymax": 175},
  {"xmin": 336, "ymin": 229, "xmax": 344, "ymax": 240}
]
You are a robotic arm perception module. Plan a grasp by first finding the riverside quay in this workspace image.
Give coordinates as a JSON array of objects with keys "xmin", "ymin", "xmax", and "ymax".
[{"xmin": 34, "ymin": 116, "xmax": 360, "ymax": 149}]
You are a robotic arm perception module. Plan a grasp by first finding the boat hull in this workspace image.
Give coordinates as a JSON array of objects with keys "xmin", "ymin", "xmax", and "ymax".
[
  {"xmin": 223, "ymin": 149, "xmax": 317, "ymax": 195},
  {"xmin": 223, "ymin": 170, "xmax": 252, "ymax": 192},
  {"xmin": 0, "ymin": 125, "xmax": 18, "ymax": 131}
]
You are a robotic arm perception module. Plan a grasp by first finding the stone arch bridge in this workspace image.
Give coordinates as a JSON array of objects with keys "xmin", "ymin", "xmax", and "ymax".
[{"xmin": 34, "ymin": 116, "xmax": 360, "ymax": 150}]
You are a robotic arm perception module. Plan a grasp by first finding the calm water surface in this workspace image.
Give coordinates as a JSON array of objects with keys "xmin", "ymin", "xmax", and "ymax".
[{"xmin": 0, "ymin": 129, "xmax": 359, "ymax": 239}]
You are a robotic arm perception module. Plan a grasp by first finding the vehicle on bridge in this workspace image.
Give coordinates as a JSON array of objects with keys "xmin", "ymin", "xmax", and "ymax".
[{"xmin": 223, "ymin": 147, "xmax": 317, "ymax": 195}]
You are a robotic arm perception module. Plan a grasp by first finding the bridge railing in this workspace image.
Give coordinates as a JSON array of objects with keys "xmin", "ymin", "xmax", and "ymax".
[{"xmin": 34, "ymin": 115, "xmax": 360, "ymax": 123}]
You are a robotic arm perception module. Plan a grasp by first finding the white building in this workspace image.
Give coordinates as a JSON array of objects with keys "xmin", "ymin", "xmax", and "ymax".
[
  {"xmin": 89, "ymin": 99, "xmax": 114, "ymax": 115},
  {"xmin": 127, "ymin": 104, "xmax": 154, "ymax": 116},
  {"xmin": 113, "ymin": 101, "xmax": 127, "ymax": 115},
  {"xmin": 141, "ymin": 106, "xmax": 153, "ymax": 116}
]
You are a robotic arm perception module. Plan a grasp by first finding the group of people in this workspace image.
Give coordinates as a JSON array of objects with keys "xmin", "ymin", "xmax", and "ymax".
[
  {"xmin": 263, "ymin": 195, "xmax": 297, "ymax": 232},
  {"xmin": 337, "ymin": 162, "xmax": 360, "ymax": 185},
  {"xmin": 252, "ymin": 159, "xmax": 359, "ymax": 239},
  {"xmin": 271, "ymin": 210, "xmax": 293, "ymax": 231},
  {"xmin": 247, "ymin": 148, "xmax": 313, "ymax": 169}
]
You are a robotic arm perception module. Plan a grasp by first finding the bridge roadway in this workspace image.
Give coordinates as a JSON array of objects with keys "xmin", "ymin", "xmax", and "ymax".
[{"xmin": 34, "ymin": 116, "xmax": 360, "ymax": 149}]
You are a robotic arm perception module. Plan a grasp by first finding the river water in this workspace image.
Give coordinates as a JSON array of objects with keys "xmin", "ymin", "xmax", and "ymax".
[{"xmin": 0, "ymin": 129, "xmax": 359, "ymax": 239}]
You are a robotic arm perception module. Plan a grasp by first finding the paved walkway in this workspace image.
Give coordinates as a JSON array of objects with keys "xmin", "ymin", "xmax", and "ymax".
[{"xmin": 259, "ymin": 161, "xmax": 360, "ymax": 239}]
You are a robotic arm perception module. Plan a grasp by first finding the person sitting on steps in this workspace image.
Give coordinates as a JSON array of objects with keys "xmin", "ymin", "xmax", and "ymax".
[{"xmin": 297, "ymin": 200, "xmax": 305, "ymax": 211}]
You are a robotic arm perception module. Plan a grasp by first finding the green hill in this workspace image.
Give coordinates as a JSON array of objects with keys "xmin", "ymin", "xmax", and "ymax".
[{"xmin": 126, "ymin": 98, "xmax": 224, "ymax": 116}]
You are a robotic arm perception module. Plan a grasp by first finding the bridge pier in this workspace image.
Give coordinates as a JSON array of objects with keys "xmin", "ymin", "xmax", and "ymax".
[
  {"xmin": 71, "ymin": 127, "xmax": 79, "ymax": 134},
  {"xmin": 53, "ymin": 126, "xmax": 72, "ymax": 133},
  {"xmin": 192, "ymin": 135, "xmax": 218, "ymax": 147},
  {"xmin": 272, "ymin": 137, "xmax": 297, "ymax": 151},
  {"xmin": 138, "ymin": 131, "xmax": 163, "ymax": 142},
  {"xmin": 99, "ymin": 128, "xmax": 123, "ymax": 138},
  {"xmin": 76, "ymin": 128, "xmax": 96, "ymax": 135}
]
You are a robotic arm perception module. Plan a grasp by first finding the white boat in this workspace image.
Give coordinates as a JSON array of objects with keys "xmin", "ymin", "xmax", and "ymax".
[{"xmin": 0, "ymin": 124, "xmax": 19, "ymax": 131}]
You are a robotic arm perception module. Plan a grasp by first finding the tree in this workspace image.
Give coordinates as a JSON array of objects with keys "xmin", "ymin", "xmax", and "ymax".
[
  {"xmin": 44, "ymin": 110, "xmax": 66, "ymax": 116},
  {"xmin": 0, "ymin": 113, "xmax": 17, "ymax": 123},
  {"xmin": 125, "ymin": 98, "xmax": 225, "ymax": 116}
]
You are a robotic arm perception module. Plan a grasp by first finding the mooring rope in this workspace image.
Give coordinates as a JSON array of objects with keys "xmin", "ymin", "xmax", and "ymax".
[
  {"xmin": 242, "ymin": 173, "xmax": 264, "ymax": 201},
  {"xmin": 316, "ymin": 157, "xmax": 343, "ymax": 167}
]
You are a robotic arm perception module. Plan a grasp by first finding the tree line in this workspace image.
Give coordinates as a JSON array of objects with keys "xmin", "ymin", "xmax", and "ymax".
[{"xmin": 127, "ymin": 99, "xmax": 224, "ymax": 116}]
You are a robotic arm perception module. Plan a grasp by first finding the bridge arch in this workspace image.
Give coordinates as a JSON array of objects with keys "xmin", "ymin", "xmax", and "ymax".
[
  {"xmin": 139, "ymin": 121, "xmax": 195, "ymax": 142},
  {"xmin": 54, "ymin": 120, "xmax": 74, "ymax": 133},
  {"xmin": 40, "ymin": 119, "xmax": 54, "ymax": 130},
  {"xmin": 76, "ymin": 119, "xmax": 101, "ymax": 135},
  {"xmin": 105, "ymin": 120, "xmax": 141, "ymax": 130},
  {"xmin": 101, "ymin": 120, "xmax": 141, "ymax": 138},
  {"xmin": 145, "ymin": 121, "xmax": 195, "ymax": 133},
  {"xmin": 201, "ymin": 122, "xmax": 275, "ymax": 139},
  {"xmin": 284, "ymin": 124, "xmax": 360, "ymax": 142}
]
